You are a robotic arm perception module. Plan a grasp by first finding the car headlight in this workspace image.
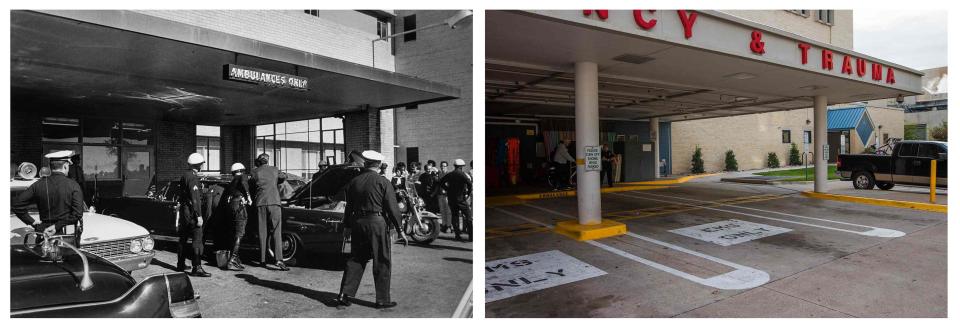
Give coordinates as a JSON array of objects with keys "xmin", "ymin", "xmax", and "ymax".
[
  {"xmin": 142, "ymin": 237, "xmax": 155, "ymax": 252},
  {"xmin": 130, "ymin": 239, "xmax": 143, "ymax": 253}
]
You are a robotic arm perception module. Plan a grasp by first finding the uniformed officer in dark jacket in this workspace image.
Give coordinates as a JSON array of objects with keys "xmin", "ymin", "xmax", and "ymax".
[
  {"xmin": 12, "ymin": 151, "xmax": 84, "ymax": 237},
  {"xmin": 250, "ymin": 153, "xmax": 289, "ymax": 271},
  {"xmin": 436, "ymin": 159, "xmax": 472, "ymax": 241},
  {"xmin": 224, "ymin": 162, "xmax": 252, "ymax": 271},
  {"xmin": 336, "ymin": 150, "xmax": 408, "ymax": 309},
  {"xmin": 177, "ymin": 152, "xmax": 211, "ymax": 277}
]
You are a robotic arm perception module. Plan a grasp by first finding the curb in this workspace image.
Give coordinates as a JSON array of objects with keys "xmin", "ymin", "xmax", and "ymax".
[{"xmin": 801, "ymin": 191, "xmax": 947, "ymax": 213}]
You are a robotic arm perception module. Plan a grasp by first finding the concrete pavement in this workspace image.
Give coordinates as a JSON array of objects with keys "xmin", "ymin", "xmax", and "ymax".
[
  {"xmin": 485, "ymin": 181, "xmax": 946, "ymax": 317},
  {"xmin": 135, "ymin": 233, "xmax": 473, "ymax": 318}
]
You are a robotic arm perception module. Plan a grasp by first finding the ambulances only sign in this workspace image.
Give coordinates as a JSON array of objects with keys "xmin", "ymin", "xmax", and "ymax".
[{"xmin": 224, "ymin": 64, "xmax": 309, "ymax": 91}]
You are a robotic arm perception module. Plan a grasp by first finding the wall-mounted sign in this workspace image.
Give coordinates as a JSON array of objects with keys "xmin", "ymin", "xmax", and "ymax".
[
  {"xmin": 584, "ymin": 146, "xmax": 601, "ymax": 171},
  {"xmin": 224, "ymin": 64, "xmax": 309, "ymax": 91}
]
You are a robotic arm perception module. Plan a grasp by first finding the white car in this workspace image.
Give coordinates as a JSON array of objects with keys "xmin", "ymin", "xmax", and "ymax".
[{"xmin": 10, "ymin": 178, "xmax": 155, "ymax": 272}]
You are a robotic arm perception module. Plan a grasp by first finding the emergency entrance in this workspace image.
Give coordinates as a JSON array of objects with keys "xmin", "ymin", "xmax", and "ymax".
[{"xmin": 485, "ymin": 10, "xmax": 922, "ymax": 230}]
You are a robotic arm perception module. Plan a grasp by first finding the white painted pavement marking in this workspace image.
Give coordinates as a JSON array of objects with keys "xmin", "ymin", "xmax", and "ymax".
[
  {"xmin": 619, "ymin": 191, "xmax": 905, "ymax": 238},
  {"xmin": 669, "ymin": 220, "xmax": 792, "ymax": 246},
  {"xmin": 485, "ymin": 250, "xmax": 607, "ymax": 303},
  {"xmin": 493, "ymin": 206, "xmax": 769, "ymax": 290}
]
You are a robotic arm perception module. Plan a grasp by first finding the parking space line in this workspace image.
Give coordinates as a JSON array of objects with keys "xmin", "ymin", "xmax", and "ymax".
[
  {"xmin": 486, "ymin": 223, "xmax": 552, "ymax": 240},
  {"xmin": 604, "ymin": 194, "xmax": 787, "ymax": 222},
  {"xmin": 491, "ymin": 206, "xmax": 769, "ymax": 290},
  {"xmin": 619, "ymin": 191, "xmax": 905, "ymax": 238}
]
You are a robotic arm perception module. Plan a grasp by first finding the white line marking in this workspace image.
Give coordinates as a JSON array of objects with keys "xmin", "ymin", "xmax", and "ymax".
[
  {"xmin": 492, "ymin": 206, "xmax": 769, "ymax": 290},
  {"xmin": 618, "ymin": 191, "xmax": 904, "ymax": 238}
]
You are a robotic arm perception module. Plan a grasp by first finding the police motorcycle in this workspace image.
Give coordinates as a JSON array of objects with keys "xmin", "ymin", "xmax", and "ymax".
[{"xmin": 391, "ymin": 176, "xmax": 441, "ymax": 244}]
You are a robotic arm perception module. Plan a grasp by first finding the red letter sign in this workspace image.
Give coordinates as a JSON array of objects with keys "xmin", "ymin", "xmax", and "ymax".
[
  {"xmin": 872, "ymin": 63, "xmax": 883, "ymax": 81},
  {"xmin": 749, "ymin": 30, "xmax": 765, "ymax": 54},
  {"xmin": 841, "ymin": 55, "xmax": 853, "ymax": 74},
  {"xmin": 821, "ymin": 49, "xmax": 833, "ymax": 71},
  {"xmin": 632, "ymin": 10, "xmax": 657, "ymax": 30},
  {"xmin": 886, "ymin": 67, "xmax": 896, "ymax": 84},
  {"xmin": 583, "ymin": 10, "xmax": 609, "ymax": 20},
  {"xmin": 677, "ymin": 10, "xmax": 698, "ymax": 39},
  {"xmin": 856, "ymin": 58, "xmax": 867, "ymax": 77},
  {"xmin": 798, "ymin": 43, "xmax": 810, "ymax": 64}
]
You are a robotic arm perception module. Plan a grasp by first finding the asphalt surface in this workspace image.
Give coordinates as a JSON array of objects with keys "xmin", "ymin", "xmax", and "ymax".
[
  {"xmin": 134, "ymin": 232, "xmax": 473, "ymax": 318},
  {"xmin": 485, "ymin": 180, "xmax": 947, "ymax": 317}
]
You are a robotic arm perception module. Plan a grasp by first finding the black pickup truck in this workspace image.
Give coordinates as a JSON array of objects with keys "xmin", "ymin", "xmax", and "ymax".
[{"xmin": 836, "ymin": 140, "xmax": 947, "ymax": 190}]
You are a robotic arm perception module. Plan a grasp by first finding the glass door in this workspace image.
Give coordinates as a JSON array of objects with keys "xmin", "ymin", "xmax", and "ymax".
[{"xmin": 122, "ymin": 146, "xmax": 155, "ymax": 197}]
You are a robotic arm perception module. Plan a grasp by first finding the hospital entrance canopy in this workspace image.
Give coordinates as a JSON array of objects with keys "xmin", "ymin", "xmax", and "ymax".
[{"xmin": 486, "ymin": 10, "xmax": 923, "ymax": 121}]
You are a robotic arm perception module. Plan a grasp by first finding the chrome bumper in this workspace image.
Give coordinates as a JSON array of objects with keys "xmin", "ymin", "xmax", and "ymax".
[{"xmin": 110, "ymin": 251, "xmax": 155, "ymax": 272}]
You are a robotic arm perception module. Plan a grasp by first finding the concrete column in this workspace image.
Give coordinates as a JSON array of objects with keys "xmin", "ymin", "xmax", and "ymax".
[
  {"xmin": 575, "ymin": 61, "xmax": 601, "ymax": 225},
  {"xmin": 650, "ymin": 117, "xmax": 660, "ymax": 178},
  {"xmin": 813, "ymin": 95, "xmax": 828, "ymax": 193}
]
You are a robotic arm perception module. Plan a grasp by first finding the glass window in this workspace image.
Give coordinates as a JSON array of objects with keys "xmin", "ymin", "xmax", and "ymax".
[
  {"xmin": 83, "ymin": 145, "xmax": 119, "ymax": 180},
  {"xmin": 123, "ymin": 122, "xmax": 154, "ymax": 145},
  {"xmin": 918, "ymin": 144, "xmax": 941, "ymax": 158},
  {"xmin": 803, "ymin": 131, "xmax": 812, "ymax": 144},
  {"xmin": 898, "ymin": 143, "xmax": 919, "ymax": 157},
  {"xmin": 197, "ymin": 136, "xmax": 220, "ymax": 172},
  {"xmin": 287, "ymin": 120, "xmax": 309, "ymax": 133},
  {"xmin": 335, "ymin": 130, "xmax": 344, "ymax": 144},
  {"xmin": 403, "ymin": 14, "xmax": 417, "ymax": 42},
  {"xmin": 322, "ymin": 117, "xmax": 343, "ymax": 130},
  {"xmin": 41, "ymin": 117, "xmax": 80, "ymax": 143},
  {"xmin": 323, "ymin": 131, "xmax": 335, "ymax": 143},
  {"xmin": 256, "ymin": 124, "xmax": 274, "ymax": 137},
  {"xmin": 196, "ymin": 125, "xmax": 220, "ymax": 137},
  {"xmin": 782, "ymin": 130, "xmax": 791, "ymax": 144},
  {"xmin": 83, "ymin": 120, "xmax": 120, "ymax": 144}
]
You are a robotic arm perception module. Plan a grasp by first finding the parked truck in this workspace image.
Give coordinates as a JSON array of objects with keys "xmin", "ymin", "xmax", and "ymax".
[{"xmin": 836, "ymin": 140, "xmax": 946, "ymax": 190}]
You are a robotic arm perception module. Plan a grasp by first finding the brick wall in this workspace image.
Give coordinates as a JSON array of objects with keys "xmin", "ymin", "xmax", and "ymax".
[
  {"xmin": 394, "ymin": 10, "xmax": 473, "ymax": 165},
  {"xmin": 133, "ymin": 10, "xmax": 395, "ymax": 71},
  {"xmin": 11, "ymin": 108, "xmax": 42, "ymax": 166},
  {"xmin": 344, "ymin": 109, "xmax": 381, "ymax": 154},
  {"xmin": 157, "ymin": 121, "xmax": 197, "ymax": 183}
]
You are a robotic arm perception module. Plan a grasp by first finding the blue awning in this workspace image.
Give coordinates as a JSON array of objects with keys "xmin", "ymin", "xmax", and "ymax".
[{"xmin": 828, "ymin": 106, "xmax": 874, "ymax": 144}]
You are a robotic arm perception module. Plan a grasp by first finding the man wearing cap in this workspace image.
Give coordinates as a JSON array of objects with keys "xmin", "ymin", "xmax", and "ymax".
[
  {"xmin": 311, "ymin": 160, "xmax": 330, "ymax": 181},
  {"xmin": 436, "ymin": 159, "xmax": 472, "ymax": 241},
  {"xmin": 336, "ymin": 150, "xmax": 408, "ymax": 309},
  {"xmin": 12, "ymin": 151, "xmax": 85, "ymax": 237},
  {"xmin": 177, "ymin": 153, "xmax": 211, "ymax": 277},
  {"xmin": 250, "ymin": 153, "xmax": 289, "ymax": 271}
]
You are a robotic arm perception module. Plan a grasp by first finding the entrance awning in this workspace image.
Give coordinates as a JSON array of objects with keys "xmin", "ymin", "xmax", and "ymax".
[
  {"xmin": 12, "ymin": 10, "xmax": 460, "ymax": 126},
  {"xmin": 486, "ymin": 10, "xmax": 923, "ymax": 122}
]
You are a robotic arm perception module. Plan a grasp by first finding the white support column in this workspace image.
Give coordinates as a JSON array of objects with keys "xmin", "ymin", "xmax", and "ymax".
[
  {"xmin": 575, "ymin": 61, "xmax": 601, "ymax": 225},
  {"xmin": 813, "ymin": 95, "xmax": 828, "ymax": 193},
  {"xmin": 650, "ymin": 117, "xmax": 660, "ymax": 178}
]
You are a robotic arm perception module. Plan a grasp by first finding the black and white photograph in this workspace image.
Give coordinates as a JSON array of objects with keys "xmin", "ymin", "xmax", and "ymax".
[{"xmin": 9, "ymin": 9, "xmax": 473, "ymax": 318}]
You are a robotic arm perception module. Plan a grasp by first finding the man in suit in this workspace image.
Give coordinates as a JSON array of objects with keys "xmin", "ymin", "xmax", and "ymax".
[{"xmin": 250, "ymin": 153, "xmax": 289, "ymax": 271}]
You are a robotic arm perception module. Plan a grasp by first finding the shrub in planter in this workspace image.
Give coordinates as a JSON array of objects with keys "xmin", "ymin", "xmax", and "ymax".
[
  {"xmin": 724, "ymin": 150, "xmax": 738, "ymax": 171},
  {"xmin": 788, "ymin": 143, "xmax": 801, "ymax": 165},
  {"xmin": 691, "ymin": 146, "xmax": 705, "ymax": 174}
]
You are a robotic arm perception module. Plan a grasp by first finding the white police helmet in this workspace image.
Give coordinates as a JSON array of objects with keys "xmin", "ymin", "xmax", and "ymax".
[
  {"xmin": 453, "ymin": 159, "xmax": 466, "ymax": 166},
  {"xmin": 230, "ymin": 163, "xmax": 245, "ymax": 172},
  {"xmin": 187, "ymin": 153, "xmax": 205, "ymax": 165}
]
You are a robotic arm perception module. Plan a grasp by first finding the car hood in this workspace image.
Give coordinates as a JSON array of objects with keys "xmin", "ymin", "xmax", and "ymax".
[
  {"xmin": 10, "ymin": 245, "xmax": 136, "ymax": 311},
  {"xmin": 288, "ymin": 164, "xmax": 364, "ymax": 201},
  {"xmin": 10, "ymin": 212, "xmax": 150, "ymax": 245}
]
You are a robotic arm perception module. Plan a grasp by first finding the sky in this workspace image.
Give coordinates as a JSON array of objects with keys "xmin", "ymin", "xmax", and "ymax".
[{"xmin": 853, "ymin": 10, "xmax": 947, "ymax": 70}]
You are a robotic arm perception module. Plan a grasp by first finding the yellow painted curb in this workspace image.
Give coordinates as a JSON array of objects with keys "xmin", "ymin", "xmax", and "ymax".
[
  {"xmin": 621, "ymin": 173, "xmax": 719, "ymax": 185},
  {"xmin": 801, "ymin": 191, "xmax": 947, "ymax": 213},
  {"xmin": 508, "ymin": 185, "xmax": 670, "ymax": 201},
  {"xmin": 554, "ymin": 219, "xmax": 627, "ymax": 241}
]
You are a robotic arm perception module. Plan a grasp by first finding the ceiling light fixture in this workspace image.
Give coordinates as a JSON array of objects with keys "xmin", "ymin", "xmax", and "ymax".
[{"xmin": 724, "ymin": 72, "xmax": 757, "ymax": 80}]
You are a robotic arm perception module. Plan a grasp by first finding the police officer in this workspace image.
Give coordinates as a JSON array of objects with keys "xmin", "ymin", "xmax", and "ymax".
[
  {"xmin": 250, "ymin": 153, "xmax": 289, "ymax": 271},
  {"xmin": 336, "ymin": 150, "xmax": 408, "ymax": 309},
  {"xmin": 12, "ymin": 151, "xmax": 84, "ymax": 237},
  {"xmin": 176, "ymin": 153, "xmax": 211, "ymax": 277},
  {"xmin": 437, "ymin": 159, "xmax": 472, "ymax": 241},
  {"xmin": 311, "ymin": 160, "xmax": 330, "ymax": 181},
  {"xmin": 224, "ymin": 162, "xmax": 252, "ymax": 271}
]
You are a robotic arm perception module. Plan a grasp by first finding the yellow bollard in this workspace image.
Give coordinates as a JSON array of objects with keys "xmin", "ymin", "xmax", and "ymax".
[{"xmin": 930, "ymin": 159, "xmax": 937, "ymax": 204}]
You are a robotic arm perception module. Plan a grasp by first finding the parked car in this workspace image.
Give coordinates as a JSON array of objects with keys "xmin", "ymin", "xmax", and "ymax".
[
  {"xmin": 836, "ymin": 140, "xmax": 947, "ymax": 190},
  {"xmin": 96, "ymin": 164, "xmax": 363, "ymax": 263},
  {"xmin": 10, "ymin": 175, "xmax": 155, "ymax": 273},
  {"xmin": 10, "ymin": 230, "xmax": 200, "ymax": 317}
]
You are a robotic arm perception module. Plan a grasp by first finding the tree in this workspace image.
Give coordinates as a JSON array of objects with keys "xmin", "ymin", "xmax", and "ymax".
[
  {"xmin": 691, "ymin": 146, "xmax": 705, "ymax": 174},
  {"xmin": 904, "ymin": 124, "xmax": 922, "ymax": 140},
  {"xmin": 930, "ymin": 121, "xmax": 947, "ymax": 142},
  {"xmin": 724, "ymin": 150, "xmax": 738, "ymax": 171},
  {"xmin": 788, "ymin": 143, "xmax": 801, "ymax": 166},
  {"xmin": 767, "ymin": 152, "xmax": 780, "ymax": 168}
]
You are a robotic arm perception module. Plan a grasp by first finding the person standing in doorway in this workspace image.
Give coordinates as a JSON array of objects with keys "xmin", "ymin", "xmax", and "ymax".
[
  {"xmin": 436, "ymin": 159, "xmax": 472, "ymax": 241},
  {"xmin": 336, "ymin": 150, "xmax": 407, "ymax": 309},
  {"xmin": 250, "ymin": 153, "xmax": 289, "ymax": 271},
  {"xmin": 175, "ymin": 153, "xmax": 210, "ymax": 277},
  {"xmin": 601, "ymin": 144, "xmax": 616, "ymax": 188}
]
